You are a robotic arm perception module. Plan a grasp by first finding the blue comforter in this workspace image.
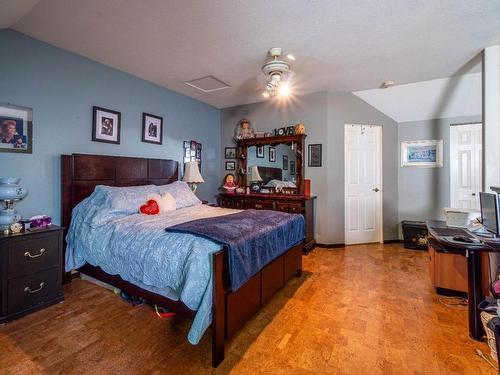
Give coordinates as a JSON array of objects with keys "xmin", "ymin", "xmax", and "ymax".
[{"xmin": 165, "ymin": 209, "xmax": 305, "ymax": 291}]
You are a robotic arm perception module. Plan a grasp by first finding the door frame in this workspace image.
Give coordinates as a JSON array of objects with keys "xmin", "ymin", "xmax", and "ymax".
[
  {"xmin": 449, "ymin": 122, "xmax": 483, "ymax": 209},
  {"xmin": 344, "ymin": 124, "xmax": 384, "ymax": 245}
]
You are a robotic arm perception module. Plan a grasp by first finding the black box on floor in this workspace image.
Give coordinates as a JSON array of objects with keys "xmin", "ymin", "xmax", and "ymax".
[{"xmin": 401, "ymin": 220, "xmax": 428, "ymax": 250}]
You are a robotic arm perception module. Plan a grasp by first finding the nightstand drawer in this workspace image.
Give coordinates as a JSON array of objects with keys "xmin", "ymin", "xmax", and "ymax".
[
  {"xmin": 7, "ymin": 268, "xmax": 61, "ymax": 314},
  {"xmin": 8, "ymin": 235, "xmax": 60, "ymax": 278}
]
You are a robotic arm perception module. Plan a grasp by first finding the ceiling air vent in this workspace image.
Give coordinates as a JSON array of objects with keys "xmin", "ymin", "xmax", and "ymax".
[{"xmin": 184, "ymin": 75, "xmax": 230, "ymax": 93}]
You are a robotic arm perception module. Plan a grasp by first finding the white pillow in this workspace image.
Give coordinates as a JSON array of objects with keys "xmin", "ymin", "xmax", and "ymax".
[{"xmin": 147, "ymin": 193, "xmax": 177, "ymax": 213}]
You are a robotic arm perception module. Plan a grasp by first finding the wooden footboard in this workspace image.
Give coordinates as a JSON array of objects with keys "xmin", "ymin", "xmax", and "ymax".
[{"xmin": 211, "ymin": 243, "xmax": 302, "ymax": 367}]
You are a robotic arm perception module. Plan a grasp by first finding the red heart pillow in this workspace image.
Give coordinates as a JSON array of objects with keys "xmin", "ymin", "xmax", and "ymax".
[{"xmin": 140, "ymin": 199, "xmax": 159, "ymax": 215}]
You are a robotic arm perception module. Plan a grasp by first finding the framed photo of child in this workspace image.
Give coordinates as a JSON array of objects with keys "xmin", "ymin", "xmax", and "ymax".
[
  {"xmin": 142, "ymin": 112, "xmax": 163, "ymax": 145},
  {"xmin": 92, "ymin": 106, "xmax": 121, "ymax": 144},
  {"xmin": 0, "ymin": 102, "xmax": 33, "ymax": 154}
]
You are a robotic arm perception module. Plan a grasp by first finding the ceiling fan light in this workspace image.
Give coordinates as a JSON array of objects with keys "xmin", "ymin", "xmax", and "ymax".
[
  {"xmin": 286, "ymin": 54, "xmax": 296, "ymax": 61},
  {"xmin": 279, "ymin": 84, "xmax": 290, "ymax": 97}
]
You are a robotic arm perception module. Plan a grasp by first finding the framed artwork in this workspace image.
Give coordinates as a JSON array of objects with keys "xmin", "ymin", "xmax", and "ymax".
[
  {"xmin": 290, "ymin": 160, "xmax": 296, "ymax": 175},
  {"xmin": 92, "ymin": 106, "xmax": 121, "ymax": 144},
  {"xmin": 183, "ymin": 140, "xmax": 202, "ymax": 171},
  {"xmin": 225, "ymin": 147, "xmax": 237, "ymax": 159},
  {"xmin": 225, "ymin": 161, "xmax": 236, "ymax": 170},
  {"xmin": 401, "ymin": 140, "xmax": 443, "ymax": 167},
  {"xmin": 308, "ymin": 144, "xmax": 322, "ymax": 167},
  {"xmin": 269, "ymin": 146, "xmax": 276, "ymax": 162},
  {"xmin": 256, "ymin": 145, "xmax": 264, "ymax": 158},
  {"xmin": 142, "ymin": 113, "xmax": 163, "ymax": 145},
  {"xmin": 0, "ymin": 102, "xmax": 32, "ymax": 154},
  {"xmin": 283, "ymin": 155, "xmax": 288, "ymax": 170}
]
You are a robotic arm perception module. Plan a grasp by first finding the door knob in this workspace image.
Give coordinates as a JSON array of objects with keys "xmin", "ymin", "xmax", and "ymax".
[
  {"xmin": 372, "ymin": 188, "xmax": 380, "ymax": 192},
  {"xmin": 472, "ymin": 193, "xmax": 476, "ymax": 196}
]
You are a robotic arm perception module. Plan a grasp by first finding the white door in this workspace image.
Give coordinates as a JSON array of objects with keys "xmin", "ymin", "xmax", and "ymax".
[
  {"xmin": 450, "ymin": 123, "xmax": 482, "ymax": 209},
  {"xmin": 345, "ymin": 124, "xmax": 383, "ymax": 245}
]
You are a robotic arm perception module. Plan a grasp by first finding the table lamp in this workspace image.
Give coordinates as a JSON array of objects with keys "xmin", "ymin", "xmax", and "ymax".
[
  {"xmin": 0, "ymin": 177, "xmax": 28, "ymax": 232},
  {"xmin": 182, "ymin": 161, "xmax": 204, "ymax": 193},
  {"xmin": 249, "ymin": 166, "xmax": 263, "ymax": 192}
]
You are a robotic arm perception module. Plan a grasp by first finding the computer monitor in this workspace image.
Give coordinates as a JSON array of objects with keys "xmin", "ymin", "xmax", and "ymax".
[{"xmin": 480, "ymin": 192, "xmax": 500, "ymax": 236}]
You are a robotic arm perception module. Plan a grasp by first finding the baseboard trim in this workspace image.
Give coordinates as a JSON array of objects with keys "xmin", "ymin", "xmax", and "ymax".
[
  {"xmin": 315, "ymin": 243, "xmax": 345, "ymax": 248},
  {"xmin": 383, "ymin": 239, "xmax": 403, "ymax": 244}
]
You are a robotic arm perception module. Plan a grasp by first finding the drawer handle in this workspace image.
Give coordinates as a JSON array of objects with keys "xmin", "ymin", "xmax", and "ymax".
[
  {"xmin": 255, "ymin": 204, "xmax": 263, "ymax": 209},
  {"xmin": 24, "ymin": 282, "xmax": 45, "ymax": 294},
  {"xmin": 24, "ymin": 248, "xmax": 46, "ymax": 258}
]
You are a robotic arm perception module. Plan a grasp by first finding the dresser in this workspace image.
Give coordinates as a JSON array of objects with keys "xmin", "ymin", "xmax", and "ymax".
[
  {"xmin": 219, "ymin": 193, "xmax": 316, "ymax": 252},
  {"xmin": 0, "ymin": 226, "xmax": 64, "ymax": 323}
]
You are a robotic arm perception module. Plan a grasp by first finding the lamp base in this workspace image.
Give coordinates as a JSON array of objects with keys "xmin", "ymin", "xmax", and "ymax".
[{"xmin": 188, "ymin": 183, "xmax": 198, "ymax": 193}]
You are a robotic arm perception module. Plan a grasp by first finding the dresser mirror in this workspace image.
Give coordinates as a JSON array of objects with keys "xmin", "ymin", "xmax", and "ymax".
[{"xmin": 236, "ymin": 134, "xmax": 306, "ymax": 195}]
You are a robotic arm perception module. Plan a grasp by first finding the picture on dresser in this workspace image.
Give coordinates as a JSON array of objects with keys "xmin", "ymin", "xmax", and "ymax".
[
  {"xmin": 225, "ymin": 147, "xmax": 237, "ymax": 159},
  {"xmin": 269, "ymin": 146, "xmax": 276, "ymax": 162},
  {"xmin": 256, "ymin": 145, "xmax": 264, "ymax": 158},
  {"xmin": 225, "ymin": 161, "xmax": 236, "ymax": 170},
  {"xmin": 0, "ymin": 102, "xmax": 32, "ymax": 154},
  {"xmin": 283, "ymin": 155, "xmax": 288, "ymax": 170},
  {"xmin": 92, "ymin": 106, "xmax": 121, "ymax": 144},
  {"xmin": 142, "ymin": 113, "xmax": 163, "ymax": 145},
  {"xmin": 308, "ymin": 144, "xmax": 322, "ymax": 167}
]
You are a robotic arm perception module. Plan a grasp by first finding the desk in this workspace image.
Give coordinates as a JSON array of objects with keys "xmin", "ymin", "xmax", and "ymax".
[{"xmin": 426, "ymin": 220, "xmax": 499, "ymax": 340}]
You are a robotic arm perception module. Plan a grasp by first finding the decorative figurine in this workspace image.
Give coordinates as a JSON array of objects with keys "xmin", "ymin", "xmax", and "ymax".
[
  {"xmin": 234, "ymin": 118, "xmax": 255, "ymax": 140},
  {"xmin": 222, "ymin": 173, "xmax": 237, "ymax": 194},
  {"xmin": 9, "ymin": 222, "xmax": 23, "ymax": 234},
  {"xmin": 294, "ymin": 123, "xmax": 305, "ymax": 134}
]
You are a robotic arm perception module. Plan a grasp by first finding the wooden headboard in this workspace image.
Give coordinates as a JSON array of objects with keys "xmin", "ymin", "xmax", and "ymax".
[
  {"xmin": 61, "ymin": 153, "xmax": 178, "ymax": 230},
  {"xmin": 258, "ymin": 166, "xmax": 283, "ymax": 184}
]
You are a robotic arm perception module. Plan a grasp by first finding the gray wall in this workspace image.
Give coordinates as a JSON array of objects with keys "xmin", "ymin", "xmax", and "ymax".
[
  {"xmin": 0, "ymin": 30, "xmax": 221, "ymax": 224},
  {"xmin": 398, "ymin": 115, "xmax": 482, "ymax": 223},
  {"xmin": 221, "ymin": 91, "xmax": 399, "ymax": 244}
]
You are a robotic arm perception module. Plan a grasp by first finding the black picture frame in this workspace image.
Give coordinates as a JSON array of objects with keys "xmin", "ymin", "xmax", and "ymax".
[
  {"xmin": 225, "ymin": 161, "xmax": 236, "ymax": 170},
  {"xmin": 0, "ymin": 102, "xmax": 33, "ymax": 154},
  {"xmin": 142, "ymin": 112, "xmax": 163, "ymax": 145},
  {"xmin": 225, "ymin": 147, "xmax": 237, "ymax": 159},
  {"xmin": 269, "ymin": 146, "xmax": 276, "ymax": 162},
  {"xmin": 283, "ymin": 155, "xmax": 288, "ymax": 170},
  {"xmin": 308, "ymin": 144, "xmax": 322, "ymax": 167},
  {"xmin": 92, "ymin": 106, "xmax": 121, "ymax": 144},
  {"xmin": 256, "ymin": 145, "xmax": 264, "ymax": 158},
  {"xmin": 290, "ymin": 160, "xmax": 296, "ymax": 175}
]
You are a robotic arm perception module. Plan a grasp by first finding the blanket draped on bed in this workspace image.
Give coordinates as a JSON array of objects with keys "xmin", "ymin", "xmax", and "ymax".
[{"xmin": 165, "ymin": 209, "xmax": 305, "ymax": 291}]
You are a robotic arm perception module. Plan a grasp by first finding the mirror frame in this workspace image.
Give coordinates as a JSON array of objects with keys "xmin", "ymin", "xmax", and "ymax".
[{"xmin": 236, "ymin": 134, "xmax": 306, "ymax": 194}]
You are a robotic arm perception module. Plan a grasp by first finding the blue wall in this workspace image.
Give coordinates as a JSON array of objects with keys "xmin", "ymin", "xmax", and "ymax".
[{"xmin": 0, "ymin": 30, "xmax": 221, "ymax": 224}]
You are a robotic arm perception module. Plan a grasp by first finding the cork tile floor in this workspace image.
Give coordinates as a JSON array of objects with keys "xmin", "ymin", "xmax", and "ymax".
[{"xmin": 0, "ymin": 244, "xmax": 494, "ymax": 374}]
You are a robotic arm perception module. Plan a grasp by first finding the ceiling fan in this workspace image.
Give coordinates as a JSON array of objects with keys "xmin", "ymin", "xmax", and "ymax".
[{"xmin": 261, "ymin": 47, "xmax": 295, "ymax": 99}]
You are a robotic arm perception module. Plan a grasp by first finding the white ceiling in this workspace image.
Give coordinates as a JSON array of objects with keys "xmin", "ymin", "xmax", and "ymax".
[
  {"xmin": 0, "ymin": 0, "xmax": 40, "ymax": 28},
  {"xmin": 354, "ymin": 72, "xmax": 482, "ymax": 123},
  {"xmin": 7, "ymin": 0, "xmax": 500, "ymax": 109}
]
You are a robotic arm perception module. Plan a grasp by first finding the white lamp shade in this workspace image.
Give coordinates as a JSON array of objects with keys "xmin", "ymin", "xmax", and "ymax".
[
  {"xmin": 183, "ymin": 161, "xmax": 205, "ymax": 183},
  {"xmin": 249, "ymin": 166, "xmax": 263, "ymax": 182}
]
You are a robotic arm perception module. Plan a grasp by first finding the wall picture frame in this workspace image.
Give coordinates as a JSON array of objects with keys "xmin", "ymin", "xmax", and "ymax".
[
  {"xmin": 401, "ymin": 140, "xmax": 443, "ymax": 167},
  {"xmin": 225, "ymin": 161, "xmax": 236, "ymax": 170},
  {"xmin": 269, "ymin": 146, "xmax": 276, "ymax": 162},
  {"xmin": 142, "ymin": 112, "xmax": 163, "ymax": 145},
  {"xmin": 0, "ymin": 102, "xmax": 33, "ymax": 154},
  {"xmin": 92, "ymin": 106, "xmax": 121, "ymax": 144},
  {"xmin": 256, "ymin": 145, "xmax": 264, "ymax": 158},
  {"xmin": 283, "ymin": 155, "xmax": 288, "ymax": 170},
  {"xmin": 308, "ymin": 144, "xmax": 322, "ymax": 167},
  {"xmin": 225, "ymin": 147, "xmax": 237, "ymax": 159}
]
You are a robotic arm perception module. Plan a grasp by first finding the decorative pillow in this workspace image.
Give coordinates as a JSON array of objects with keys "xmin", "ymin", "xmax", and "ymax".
[
  {"xmin": 146, "ymin": 193, "xmax": 177, "ymax": 213},
  {"xmin": 140, "ymin": 199, "xmax": 160, "ymax": 215},
  {"xmin": 157, "ymin": 181, "xmax": 201, "ymax": 209}
]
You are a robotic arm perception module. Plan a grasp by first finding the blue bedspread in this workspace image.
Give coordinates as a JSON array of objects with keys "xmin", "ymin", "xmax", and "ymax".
[{"xmin": 165, "ymin": 209, "xmax": 305, "ymax": 291}]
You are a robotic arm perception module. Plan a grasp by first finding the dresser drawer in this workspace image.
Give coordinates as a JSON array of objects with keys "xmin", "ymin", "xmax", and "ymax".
[
  {"xmin": 245, "ymin": 200, "xmax": 274, "ymax": 210},
  {"xmin": 276, "ymin": 201, "xmax": 304, "ymax": 214},
  {"xmin": 8, "ymin": 268, "xmax": 61, "ymax": 314},
  {"xmin": 8, "ymin": 234, "xmax": 60, "ymax": 278},
  {"xmin": 221, "ymin": 197, "xmax": 244, "ymax": 209}
]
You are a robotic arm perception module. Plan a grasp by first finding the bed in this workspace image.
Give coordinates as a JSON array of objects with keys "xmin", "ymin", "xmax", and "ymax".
[{"xmin": 61, "ymin": 153, "xmax": 303, "ymax": 367}]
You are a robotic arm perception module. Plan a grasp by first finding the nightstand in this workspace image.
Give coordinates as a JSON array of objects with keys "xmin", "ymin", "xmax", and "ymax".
[{"xmin": 0, "ymin": 225, "xmax": 64, "ymax": 323}]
